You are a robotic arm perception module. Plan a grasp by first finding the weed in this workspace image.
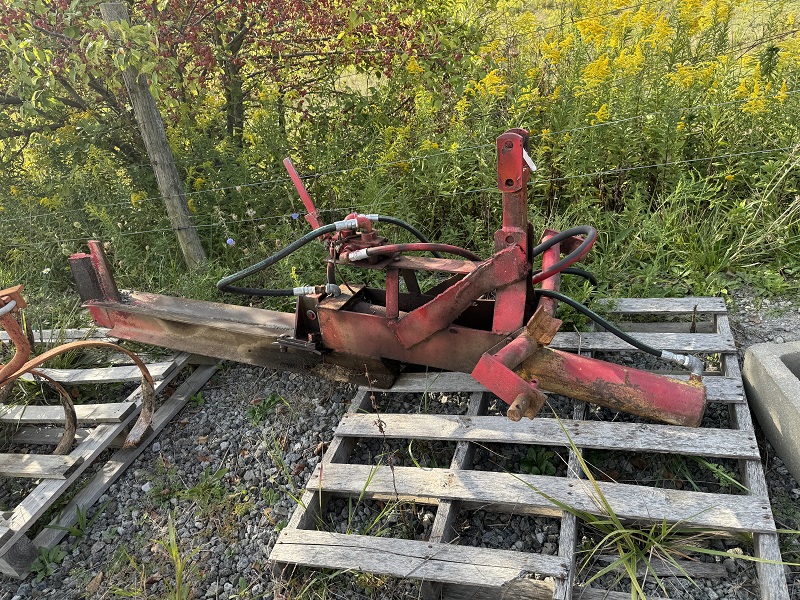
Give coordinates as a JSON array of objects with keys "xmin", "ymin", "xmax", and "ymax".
[
  {"xmin": 154, "ymin": 513, "xmax": 199, "ymax": 600},
  {"xmin": 266, "ymin": 435, "xmax": 305, "ymax": 505},
  {"xmin": 187, "ymin": 391, "xmax": 205, "ymax": 408},
  {"xmin": 247, "ymin": 393, "xmax": 285, "ymax": 425},
  {"xmin": 30, "ymin": 545, "xmax": 67, "ymax": 583},
  {"xmin": 520, "ymin": 445, "xmax": 557, "ymax": 476},
  {"xmin": 47, "ymin": 500, "xmax": 110, "ymax": 542},
  {"xmin": 689, "ymin": 457, "xmax": 748, "ymax": 493},
  {"xmin": 261, "ymin": 487, "xmax": 280, "ymax": 506},
  {"xmin": 179, "ymin": 467, "xmax": 228, "ymax": 509}
]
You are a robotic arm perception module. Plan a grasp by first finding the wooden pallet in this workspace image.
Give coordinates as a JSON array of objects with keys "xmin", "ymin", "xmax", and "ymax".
[
  {"xmin": 270, "ymin": 297, "xmax": 789, "ymax": 599},
  {"xmin": 0, "ymin": 346, "xmax": 219, "ymax": 578}
]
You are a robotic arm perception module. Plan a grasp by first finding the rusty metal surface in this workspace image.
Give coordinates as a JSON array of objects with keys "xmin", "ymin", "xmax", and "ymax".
[
  {"xmin": 88, "ymin": 294, "xmax": 314, "ymax": 371},
  {"xmin": 0, "ymin": 287, "xmax": 30, "ymax": 382},
  {"xmin": 318, "ymin": 300, "xmax": 507, "ymax": 373},
  {"xmin": 388, "ymin": 245, "xmax": 528, "ymax": 349},
  {"xmin": 516, "ymin": 347, "xmax": 707, "ymax": 426}
]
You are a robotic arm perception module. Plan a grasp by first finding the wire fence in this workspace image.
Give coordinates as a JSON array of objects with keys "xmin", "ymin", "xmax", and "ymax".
[{"xmin": 5, "ymin": 142, "xmax": 796, "ymax": 251}]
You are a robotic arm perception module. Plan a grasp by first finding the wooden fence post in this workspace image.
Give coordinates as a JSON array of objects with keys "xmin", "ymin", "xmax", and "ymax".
[{"xmin": 100, "ymin": 2, "xmax": 207, "ymax": 269}]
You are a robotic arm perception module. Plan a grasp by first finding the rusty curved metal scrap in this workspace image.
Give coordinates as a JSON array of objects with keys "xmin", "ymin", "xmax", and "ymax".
[{"xmin": 1, "ymin": 287, "xmax": 155, "ymax": 453}]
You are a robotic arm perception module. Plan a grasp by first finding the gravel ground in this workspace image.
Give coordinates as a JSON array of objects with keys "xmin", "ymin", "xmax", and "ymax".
[{"xmin": 1, "ymin": 286, "xmax": 799, "ymax": 600}]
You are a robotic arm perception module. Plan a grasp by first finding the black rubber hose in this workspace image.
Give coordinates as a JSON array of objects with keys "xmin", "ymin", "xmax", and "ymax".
[
  {"xmin": 375, "ymin": 215, "xmax": 443, "ymax": 258},
  {"xmin": 531, "ymin": 267, "xmax": 598, "ymax": 288},
  {"xmin": 217, "ymin": 223, "xmax": 337, "ymax": 296},
  {"xmin": 530, "ymin": 226, "xmax": 597, "ymax": 282},
  {"xmin": 535, "ymin": 289, "xmax": 663, "ymax": 358}
]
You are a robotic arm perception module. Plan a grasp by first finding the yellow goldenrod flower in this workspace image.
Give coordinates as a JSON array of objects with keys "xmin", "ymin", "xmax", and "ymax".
[
  {"xmin": 576, "ymin": 19, "xmax": 606, "ymax": 46},
  {"xmin": 131, "ymin": 191, "xmax": 147, "ymax": 206},
  {"xmin": 582, "ymin": 55, "xmax": 611, "ymax": 88},
  {"xmin": 589, "ymin": 103, "xmax": 610, "ymax": 124},
  {"xmin": 777, "ymin": 80, "xmax": 788, "ymax": 103},
  {"xmin": 420, "ymin": 140, "xmax": 440, "ymax": 151},
  {"xmin": 613, "ymin": 45, "xmax": 644, "ymax": 76},
  {"xmin": 725, "ymin": 174, "xmax": 734, "ymax": 181},
  {"xmin": 406, "ymin": 56, "xmax": 423, "ymax": 75},
  {"xmin": 677, "ymin": 120, "xmax": 685, "ymax": 131},
  {"xmin": 188, "ymin": 198, "xmax": 197, "ymax": 213}
]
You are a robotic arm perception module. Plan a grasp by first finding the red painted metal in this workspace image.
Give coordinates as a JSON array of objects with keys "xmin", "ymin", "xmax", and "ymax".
[
  {"xmin": 388, "ymin": 245, "xmax": 528, "ymax": 349},
  {"xmin": 493, "ymin": 129, "xmax": 531, "ymax": 334},
  {"xmin": 516, "ymin": 347, "xmax": 707, "ymax": 427},
  {"xmin": 284, "ymin": 157, "xmax": 324, "ymax": 231}
]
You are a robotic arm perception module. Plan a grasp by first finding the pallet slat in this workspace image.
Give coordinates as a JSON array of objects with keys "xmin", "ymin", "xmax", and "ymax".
[
  {"xmin": 0, "ymin": 328, "xmax": 112, "ymax": 344},
  {"xmin": 550, "ymin": 331, "xmax": 734, "ymax": 353},
  {"xmin": 336, "ymin": 414, "xmax": 760, "ymax": 459},
  {"xmin": 0, "ymin": 402, "xmax": 136, "ymax": 424},
  {"xmin": 11, "ymin": 427, "xmax": 103, "ymax": 446},
  {"xmin": 17, "ymin": 361, "xmax": 176, "ymax": 385},
  {"xmin": 598, "ymin": 297, "xmax": 727, "ymax": 314},
  {"xmin": 0, "ymin": 454, "xmax": 83, "ymax": 479},
  {"xmin": 272, "ymin": 529, "xmax": 569, "ymax": 585},
  {"xmin": 307, "ymin": 463, "xmax": 775, "ymax": 534}
]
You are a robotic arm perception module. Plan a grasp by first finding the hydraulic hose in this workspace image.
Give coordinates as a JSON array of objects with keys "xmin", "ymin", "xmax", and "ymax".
[
  {"xmin": 217, "ymin": 214, "xmax": 444, "ymax": 297},
  {"xmin": 347, "ymin": 243, "xmax": 481, "ymax": 262},
  {"xmin": 217, "ymin": 222, "xmax": 338, "ymax": 296},
  {"xmin": 536, "ymin": 289, "xmax": 704, "ymax": 377},
  {"xmin": 374, "ymin": 216, "xmax": 443, "ymax": 258},
  {"xmin": 530, "ymin": 226, "xmax": 597, "ymax": 284},
  {"xmin": 531, "ymin": 267, "xmax": 598, "ymax": 288}
]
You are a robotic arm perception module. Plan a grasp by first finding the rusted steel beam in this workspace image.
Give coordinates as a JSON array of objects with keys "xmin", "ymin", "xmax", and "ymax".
[
  {"xmin": 515, "ymin": 347, "xmax": 707, "ymax": 427},
  {"xmin": 388, "ymin": 245, "xmax": 528, "ymax": 349},
  {"xmin": 493, "ymin": 129, "xmax": 531, "ymax": 334}
]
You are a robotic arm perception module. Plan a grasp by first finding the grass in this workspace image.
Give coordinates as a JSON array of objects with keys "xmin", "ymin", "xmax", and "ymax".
[{"xmin": 47, "ymin": 500, "xmax": 111, "ymax": 542}]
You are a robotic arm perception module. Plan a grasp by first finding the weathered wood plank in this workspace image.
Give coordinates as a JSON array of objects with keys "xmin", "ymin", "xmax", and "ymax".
[
  {"xmin": 271, "ymin": 529, "xmax": 569, "ymax": 585},
  {"xmin": 0, "ymin": 454, "xmax": 83, "ymax": 479},
  {"xmin": 717, "ymin": 316, "xmax": 789, "ymax": 599},
  {"xmin": 616, "ymin": 321, "xmax": 715, "ymax": 333},
  {"xmin": 0, "ymin": 402, "xmax": 136, "ymax": 425},
  {"xmin": 12, "ymin": 427, "xmax": 104, "ymax": 447},
  {"xmin": 439, "ymin": 582, "xmax": 660, "ymax": 600},
  {"xmin": 335, "ymin": 414, "xmax": 760, "ymax": 460},
  {"xmin": 597, "ymin": 297, "xmax": 727, "ymax": 315},
  {"xmin": 32, "ymin": 362, "xmax": 219, "ymax": 553},
  {"xmin": 0, "ymin": 328, "xmax": 112, "ymax": 344},
  {"xmin": 18, "ymin": 361, "xmax": 175, "ymax": 385},
  {"xmin": 590, "ymin": 554, "xmax": 727, "ymax": 579},
  {"xmin": 0, "ymin": 353, "xmax": 192, "ymax": 557},
  {"xmin": 550, "ymin": 331, "xmax": 734, "ymax": 353},
  {"xmin": 388, "ymin": 371, "xmax": 743, "ymax": 404},
  {"xmin": 307, "ymin": 464, "xmax": 775, "ymax": 533},
  {"xmin": 554, "ymin": 393, "xmax": 589, "ymax": 600},
  {"xmin": 429, "ymin": 392, "xmax": 486, "ymax": 546}
]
